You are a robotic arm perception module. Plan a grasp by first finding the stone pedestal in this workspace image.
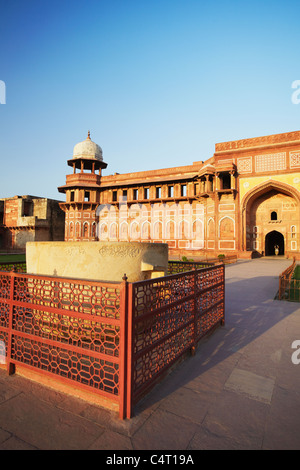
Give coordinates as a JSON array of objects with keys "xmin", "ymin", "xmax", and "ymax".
[{"xmin": 26, "ymin": 241, "xmax": 169, "ymax": 282}]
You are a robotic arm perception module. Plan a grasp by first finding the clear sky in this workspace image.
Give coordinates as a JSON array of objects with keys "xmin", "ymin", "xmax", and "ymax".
[{"xmin": 1, "ymin": 0, "xmax": 300, "ymax": 200}]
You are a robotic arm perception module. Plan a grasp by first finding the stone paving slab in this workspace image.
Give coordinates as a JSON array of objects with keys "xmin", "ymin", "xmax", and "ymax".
[
  {"xmin": 263, "ymin": 386, "xmax": 300, "ymax": 450},
  {"xmin": 0, "ymin": 258, "xmax": 300, "ymax": 450},
  {"xmin": 224, "ymin": 368, "xmax": 275, "ymax": 404},
  {"xmin": 0, "ymin": 388, "xmax": 105, "ymax": 450},
  {"xmin": 199, "ymin": 389, "xmax": 270, "ymax": 450}
]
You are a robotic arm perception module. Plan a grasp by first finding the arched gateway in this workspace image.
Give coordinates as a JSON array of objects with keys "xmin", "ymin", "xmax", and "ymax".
[{"xmin": 241, "ymin": 181, "xmax": 300, "ymax": 257}]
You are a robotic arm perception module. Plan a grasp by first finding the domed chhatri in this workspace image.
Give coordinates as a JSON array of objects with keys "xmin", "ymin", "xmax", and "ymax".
[
  {"xmin": 73, "ymin": 131, "xmax": 103, "ymax": 161},
  {"xmin": 58, "ymin": 131, "xmax": 107, "ymax": 241}
]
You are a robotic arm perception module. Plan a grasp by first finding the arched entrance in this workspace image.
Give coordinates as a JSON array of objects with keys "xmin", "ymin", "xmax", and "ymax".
[
  {"xmin": 241, "ymin": 180, "xmax": 300, "ymax": 255},
  {"xmin": 265, "ymin": 230, "xmax": 284, "ymax": 256}
]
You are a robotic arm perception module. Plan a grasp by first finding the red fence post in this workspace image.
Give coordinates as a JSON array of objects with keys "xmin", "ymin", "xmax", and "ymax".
[
  {"xmin": 118, "ymin": 274, "xmax": 134, "ymax": 419},
  {"xmin": 126, "ymin": 281, "xmax": 133, "ymax": 419},
  {"xmin": 7, "ymin": 270, "xmax": 15, "ymax": 375},
  {"xmin": 118, "ymin": 274, "xmax": 128, "ymax": 420},
  {"xmin": 191, "ymin": 268, "xmax": 197, "ymax": 356},
  {"xmin": 221, "ymin": 263, "xmax": 225, "ymax": 325}
]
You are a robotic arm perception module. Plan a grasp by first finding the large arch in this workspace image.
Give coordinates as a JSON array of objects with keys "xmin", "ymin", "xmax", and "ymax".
[
  {"xmin": 240, "ymin": 180, "xmax": 300, "ymax": 254},
  {"xmin": 242, "ymin": 180, "xmax": 300, "ymax": 212}
]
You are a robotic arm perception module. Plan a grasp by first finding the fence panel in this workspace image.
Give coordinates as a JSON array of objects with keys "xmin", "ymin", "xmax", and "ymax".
[
  {"xmin": 0, "ymin": 261, "xmax": 26, "ymax": 273},
  {"xmin": 194, "ymin": 264, "xmax": 225, "ymax": 342},
  {"xmin": 167, "ymin": 256, "xmax": 236, "ymax": 275},
  {"xmin": 0, "ymin": 271, "xmax": 127, "ymax": 417},
  {"xmin": 278, "ymin": 257, "xmax": 297, "ymax": 301},
  {"xmin": 168, "ymin": 260, "xmax": 214, "ymax": 274},
  {"xmin": 127, "ymin": 264, "xmax": 225, "ymax": 417},
  {"xmin": 0, "ymin": 261, "xmax": 225, "ymax": 419}
]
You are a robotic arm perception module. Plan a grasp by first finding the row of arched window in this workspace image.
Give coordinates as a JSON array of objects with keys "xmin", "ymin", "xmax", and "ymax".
[
  {"xmin": 66, "ymin": 216, "xmax": 238, "ymax": 241},
  {"xmin": 67, "ymin": 221, "xmax": 97, "ymax": 239},
  {"xmin": 98, "ymin": 219, "xmax": 205, "ymax": 240}
]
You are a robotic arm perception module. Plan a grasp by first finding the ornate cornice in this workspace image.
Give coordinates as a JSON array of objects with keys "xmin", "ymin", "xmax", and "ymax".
[{"xmin": 215, "ymin": 131, "xmax": 300, "ymax": 153}]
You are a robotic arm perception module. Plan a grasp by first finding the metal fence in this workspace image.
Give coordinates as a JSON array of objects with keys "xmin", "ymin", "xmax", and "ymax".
[
  {"xmin": 0, "ymin": 261, "xmax": 225, "ymax": 419},
  {"xmin": 278, "ymin": 257, "xmax": 299, "ymax": 301},
  {"xmin": 0, "ymin": 261, "xmax": 27, "ymax": 273},
  {"xmin": 126, "ymin": 263, "xmax": 225, "ymax": 418},
  {"xmin": 167, "ymin": 260, "xmax": 215, "ymax": 274},
  {"xmin": 168, "ymin": 256, "xmax": 237, "ymax": 274},
  {"xmin": 0, "ymin": 269, "xmax": 127, "ymax": 415}
]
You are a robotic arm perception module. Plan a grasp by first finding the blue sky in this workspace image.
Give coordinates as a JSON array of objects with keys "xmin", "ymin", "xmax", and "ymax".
[{"xmin": 1, "ymin": 0, "xmax": 300, "ymax": 200}]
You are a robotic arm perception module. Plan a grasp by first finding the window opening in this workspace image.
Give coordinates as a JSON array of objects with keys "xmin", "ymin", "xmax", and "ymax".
[
  {"xmin": 222, "ymin": 173, "xmax": 231, "ymax": 190},
  {"xmin": 168, "ymin": 186, "xmax": 174, "ymax": 197},
  {"xmin": 271, "ymin": 211, "xmax": 277, "ymax": 221},
  {"xmin": 181, "ymin": 184, "xmax": 187, "ymax": 197},
  {"xmin": 22, "ymin": 200, "xmax": 33, "ymax": 217}
]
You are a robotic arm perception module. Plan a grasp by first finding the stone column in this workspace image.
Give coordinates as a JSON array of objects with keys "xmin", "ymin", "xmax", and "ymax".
[
  {"xmin": 230, "ymin": 171, "xmax": 236, "ymax": 190},
  {"xmin": 205, "ymin": 175, "xmax": 210, "ymax": 192},
  {"xmin": 215, "ymin": 172, "xmax": 221, "ymax": 190}
]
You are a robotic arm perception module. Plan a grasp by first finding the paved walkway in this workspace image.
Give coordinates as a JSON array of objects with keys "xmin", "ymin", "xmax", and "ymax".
[{"xmin": 0, "ymin": 258, "xmax": 300, "ymax": 450}]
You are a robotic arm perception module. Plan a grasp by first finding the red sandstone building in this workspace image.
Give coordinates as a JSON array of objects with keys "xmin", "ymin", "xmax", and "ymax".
[
  {"xmin": 58, "ymin": 130, "xmax": 300, "ymax": 259},
  {"xmin": 0, "ymin": 195, "xmax": 65, "ymax": 251}
]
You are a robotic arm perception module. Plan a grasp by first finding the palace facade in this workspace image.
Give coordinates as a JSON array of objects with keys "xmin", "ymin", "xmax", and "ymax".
[{"xmin": 58, "ymin": 130, "xmax": 300, "ymax": 259}]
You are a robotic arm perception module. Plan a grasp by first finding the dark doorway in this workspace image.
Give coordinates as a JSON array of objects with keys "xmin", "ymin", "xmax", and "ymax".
[{"xmin": 265, "ymin": 230, "xmax": 284, "ymax": 256}]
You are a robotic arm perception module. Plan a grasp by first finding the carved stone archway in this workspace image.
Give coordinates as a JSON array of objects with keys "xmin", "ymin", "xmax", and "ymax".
[{"xmin": 240, "ymin": 180, "xmax": 300, "ymax": 254}]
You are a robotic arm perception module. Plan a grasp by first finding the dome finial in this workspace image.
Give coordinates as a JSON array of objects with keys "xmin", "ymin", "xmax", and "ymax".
[{"xmin": 73, "ymin": 132, "xmax": 103, "ymax": 161}]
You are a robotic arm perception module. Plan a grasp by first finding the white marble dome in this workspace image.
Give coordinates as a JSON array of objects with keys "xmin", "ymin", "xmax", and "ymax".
[{"xmin": 73, "ymin": 131, "xmax": 103, "ymax": 161}]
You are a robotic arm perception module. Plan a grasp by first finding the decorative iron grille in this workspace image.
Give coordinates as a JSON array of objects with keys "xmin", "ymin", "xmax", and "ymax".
[
  {"xmin": 127, "ymin": 264, "xmax": 225, "ymax": 415},
  {"xmin": 0, "ymin": 271, "xmax": 126, "ymax": 415},
  {"xmin": 0, "ymin": 262, "xmax": 225, "ymax": 419}
]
